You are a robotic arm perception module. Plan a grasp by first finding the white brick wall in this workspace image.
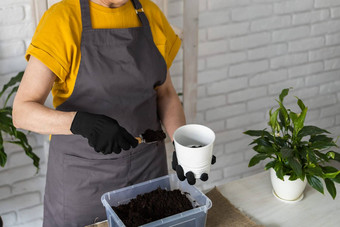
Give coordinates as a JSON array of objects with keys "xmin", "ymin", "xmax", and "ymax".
[
  {"xmin": 274, "ymin": 0, "xmax": 314, "ymax": 14},
  {"xmin": 292, "ymin": 9, "xmax": 330, "ymax": 25},
  {"xmin": 2, "ymin": 0, "xmax": 340, "ymax": 225},
  {"xmin": 168, "ymin": 0, "xmax": 340, "ymax": 191},
  {"xmin": 0, "ymin": 0, "xmax": 46, "ymax": 226}
]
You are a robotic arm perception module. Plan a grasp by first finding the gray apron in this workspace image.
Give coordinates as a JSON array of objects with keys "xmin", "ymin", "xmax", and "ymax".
[{"xmin": 43, "ymin": 0, "xmax": 168, "ymax": 226}]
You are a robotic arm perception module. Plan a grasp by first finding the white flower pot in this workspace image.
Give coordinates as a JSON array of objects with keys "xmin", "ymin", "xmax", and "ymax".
[
  {"xmin": 173, "ymin": 124, "xmax": 215, "ymax": 178},
  {"xmin": 270, "ymin": 168, "xmax": 307, "ymax": 201}
]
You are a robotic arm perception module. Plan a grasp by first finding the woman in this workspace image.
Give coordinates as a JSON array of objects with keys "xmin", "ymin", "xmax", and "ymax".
[{"xmin": 12, "ymin": 0, "xmax": 185, "ymax": 226}]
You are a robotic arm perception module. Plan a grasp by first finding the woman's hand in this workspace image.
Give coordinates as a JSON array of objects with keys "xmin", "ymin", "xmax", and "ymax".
[
  {"xmin": 71, "ymin": 112, "xmax": 138, "ymax": 154},
  {"xmin": 171, "ymin": 147, "xmax": 216, "ymax": 185}
]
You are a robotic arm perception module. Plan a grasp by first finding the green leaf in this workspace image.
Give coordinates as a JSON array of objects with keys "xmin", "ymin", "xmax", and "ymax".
[
  {"xmin": 253, "ymin": 145, "xmax": 276, "ymax": 154},
  {"xmin": 327, "ymin": 151, "xmax": 335, "ymax": 159},
  {"xmin": 306, "ymin": 149, "xmax": 318, "ymax": 163},
  {"xmin": 296, "ymin": 97, "xmax": 306, "ymax": 111},
  {"xmin": 244, "ymin": 129, "xmax": 269, "ymax": 137},
  {"xmin": 289, "ymin": 173, "xmax": 298, "ymax": 181},
  {"xmin": 0, "ymin": 72, "xmax": 39, "ymax": 171},
  {"xmin": 331, "ymin": 151, "xmax": 340, "ymax": 162},
  {"xmin": 265, "ymin": 160, "xmax": 276, "ymax": 170},
  {"xmin": 332, "ymin": 174, "xmax": 340, "ymax": 184},
  {"xmin": 309, "ymin": 135, "xmax": 333, "ymax": 143},
  {"xmin": 314, "ymin": 150, "xmax": 329, "ymax": 162},
  {"xmin": 15, "ymin": 130, "xmax": 29, "ymax": 145},
  {"xmin": 295, "ymin": 107, "xmax": 308, "ymax": 134},
  {"xmin": 288, "ymin": 157, "xmax": 302, "ymax": 178},
  {"xmin": 3, "ymin": 85, "xmax": 19, "ymax": 107},
  {"xmin": 0, "ymin": 110, "xmax": 12, "ymax": 123},
  {"xmin": 277, "ymin": 100, "xmax": 290, "ymax": 129},
  {"xmin": 289, "ymin": 112, "xmax": 298, "ymax": 131},
  {"xmin": 298, "ymin": 126, "xmax": 330, "ymax": 138},
  {"xmin": 321, "ymin": 166, "xmax": 340, "ymax": 178},
  {"xmin": 0, "ymin": 150, "xmax": 6, "ymax": 167},
  {"xmin": 8, "ymin": 140, "xmax": 40, "ymax": 171},
  {"xmin": 278, "ymin": 110, "xmax": 285, "ymax": 129},
  {"xmin": 245, "ymin": 130, "xmax": 276, "ymax": 143},
  {"xmin": 0, "ymin": 71, "xmax": 24, "ymax": 98},
  {"xmin": 248, "ymin": 153, "xmax": 268, "ymax": 167},
  {"xmin": 0, "ymin": 113, "xmax": 16, "ymax": 138},
  {"xmin": 323, "ymin": 170, "xmax": 340, "ymax": 179},
  {"xmin": 0, "ymin": 133, "xmax": 7, "ymax": 167},
  {"xmin": 250, "ymin": 137, "xmax": 272, "ymax": 147},
  {"xmin": 279, "ymin": 88, "xmax": 290, "ymax": 102},
  {"xmin": 322, "ymin": 166, "xmax": 339, "ymax": 173},
  {"xmin": 269, "ymin": 108, "xmax": 280, "ymax": 132},
  {"xmin": 274, "ymin": 162, "xmax": 284, "ymax": 180},
  {"xmin": 281, "ymin": 147, "xmax": 294, "ymax": 159},
  {"xmin": 269, "ymin": 107, "xmax": 273, "ymax": 118},
  {"xmin": 287, "ymin": 125, "xmax": 294, "ymax": 134},
  {"xmin": 307, "ymin": 166, "xmax": 323, "ymax": 177},
  {"xmin": 307, "ymin": 175, "xmax": 324, "ymax": 194},
  {"xmin": 325, "ymin": 178, "xmax": 336, "ymax": 199},
  {"xmin": 311, "ymin": 141, "xmax": 337, "ymax": 150},
  {"xmin": 275, "ymin": 136, "xmax": 287, "ymax": 147},
  {"xmin": 0, "ymin": 106, "xmax": 12, "ymax": 115},
  {"xmin": 6, "ymin": 129, "xmax": 40, "ymax": 171}
]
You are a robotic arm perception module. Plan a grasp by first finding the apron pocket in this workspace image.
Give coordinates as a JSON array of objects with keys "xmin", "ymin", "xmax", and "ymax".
[{"xmin": 63, "ymin": 154, "xmax": 130, "ymax": 224}]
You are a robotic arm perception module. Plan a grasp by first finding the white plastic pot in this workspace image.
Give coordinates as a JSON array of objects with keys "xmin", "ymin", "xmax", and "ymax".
[
  {"xmin": 270, "ymin": 168, "xmax": 307, "ymax": 202},
  {"xmin": 173, "ymin": 124, "xmax": 215, "ymax": 178}
]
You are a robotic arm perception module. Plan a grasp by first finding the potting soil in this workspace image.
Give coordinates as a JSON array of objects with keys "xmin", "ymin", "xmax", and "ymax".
[
  {"xmin": 112, "ymin": 187, "xmax": 193, "ymax": 227},
  {"xmin": 142, "ymin": 129, "xmax": 166, "ymax": 143}
]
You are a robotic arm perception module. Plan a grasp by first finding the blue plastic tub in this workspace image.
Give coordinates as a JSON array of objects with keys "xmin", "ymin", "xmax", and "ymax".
[{"xmin": 101, "ymin": 174, "xmax": 212, "ymax": 227}]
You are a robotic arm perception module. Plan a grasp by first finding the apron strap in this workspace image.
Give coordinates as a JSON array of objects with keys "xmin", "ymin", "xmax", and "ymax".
[
  {"xmin": 131, "ymin": 0, "xmax": 143, "ymax": 9},
  {"xmin": 80, "ymin": 0, "xmax": 92, "ymax": 31},
  {"xmin": 131, "ymin": 0, "xmax": 154, "ymax": 40}
]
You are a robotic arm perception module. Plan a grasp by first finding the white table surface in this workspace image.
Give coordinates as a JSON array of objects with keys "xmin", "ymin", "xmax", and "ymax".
[{"xmin": 217, "ymin": 171, "xmax": 340, "ymax": 227}]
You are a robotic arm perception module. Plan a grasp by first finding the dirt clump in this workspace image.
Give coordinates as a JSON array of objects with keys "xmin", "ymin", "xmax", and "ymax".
[{"xmin": 112, "ymin": 187, "xmax": 193, "ymax": 227}]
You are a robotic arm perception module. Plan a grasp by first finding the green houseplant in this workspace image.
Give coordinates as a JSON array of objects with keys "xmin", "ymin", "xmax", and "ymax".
[
  {"xmin": 0, "ymin": 71, "xmax": 39, "ymax": 170},
  {"xmin": 244, "ymin": 88, "xmax": 340, "ymax": 199}
]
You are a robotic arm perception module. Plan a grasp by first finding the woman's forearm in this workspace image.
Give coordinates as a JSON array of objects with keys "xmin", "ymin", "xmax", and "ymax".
[
  {"xmin": 158, "ymin": 93, "xmax": 186, "ymax": 141},
  {"xmin": 12, "ymin": 56, "xmax": 76, "ymax": 135},
  {"xmin": 157, "ymin": 72, "xmax": 186, "ymax": 141},
  {"xmin": 13, "ymin": 101, "xmax": 76, "ymax": 135}
]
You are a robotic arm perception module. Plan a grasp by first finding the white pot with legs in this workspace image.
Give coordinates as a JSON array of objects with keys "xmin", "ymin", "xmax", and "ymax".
[{"xmin": 270, "ymin": 168, "xmax": 307, "ymax": 202}]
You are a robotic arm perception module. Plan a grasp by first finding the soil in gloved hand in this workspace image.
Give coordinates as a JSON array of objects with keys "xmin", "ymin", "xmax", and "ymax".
[
  {"xmin": 112, "ymin": 187, "xmax": 193, "ymax": 227},
  {"xmin": 141, "ymin": 129, "xmax": 166, "ymax": 143}
]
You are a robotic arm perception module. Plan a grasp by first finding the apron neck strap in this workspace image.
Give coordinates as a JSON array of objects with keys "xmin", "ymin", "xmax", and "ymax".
[
  {"xmin": 131, "ymin": 0, "xmax": 142, "ymax": 9},
  {"xmin": 80, "ymin": 0, "xmax": 150, "ymax": 31},
  {"xmin": 131, "ymin": 0, "xmax": 150, "ymax": 28},
  {"xmin": 80, "ymin": 0, "xmax": 92, "ymax": 30}
]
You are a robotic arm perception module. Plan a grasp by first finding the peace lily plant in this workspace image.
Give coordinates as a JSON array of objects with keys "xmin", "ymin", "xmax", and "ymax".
[
  {"xmin": 244, "ymin": 88, "xmax": 340, "ymax": 199},
  {"xmin": 0, "ymin": 71, "xmax": 39, "ymax": 171}
]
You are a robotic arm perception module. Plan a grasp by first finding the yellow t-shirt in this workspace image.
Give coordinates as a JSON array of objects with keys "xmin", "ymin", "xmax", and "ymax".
[{"xmin": 25, "ymin": 0, "xmax": 181, "ymax": 108}]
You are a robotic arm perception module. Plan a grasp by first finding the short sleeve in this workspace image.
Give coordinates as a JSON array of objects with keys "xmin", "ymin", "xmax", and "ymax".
[
  {"xmin": 146, "ymin": 0, "xmax": 181, "ymax": 69},
  {"xmin": 25, "ymin": 3, "xmax": 79, "ymax": 82},
  {"xmin": 157, "ymin": 7, "xmax": 181, "ymax": 70}
]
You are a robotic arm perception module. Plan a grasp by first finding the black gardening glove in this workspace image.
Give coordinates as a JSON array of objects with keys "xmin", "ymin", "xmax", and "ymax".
[
  {"xmin": 70, "ymin": 112, "xmax": 138, "ymax": 154},
  {"xmin": 171, "ymin": 142, "xmax": 216, "ymax": 185}
]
